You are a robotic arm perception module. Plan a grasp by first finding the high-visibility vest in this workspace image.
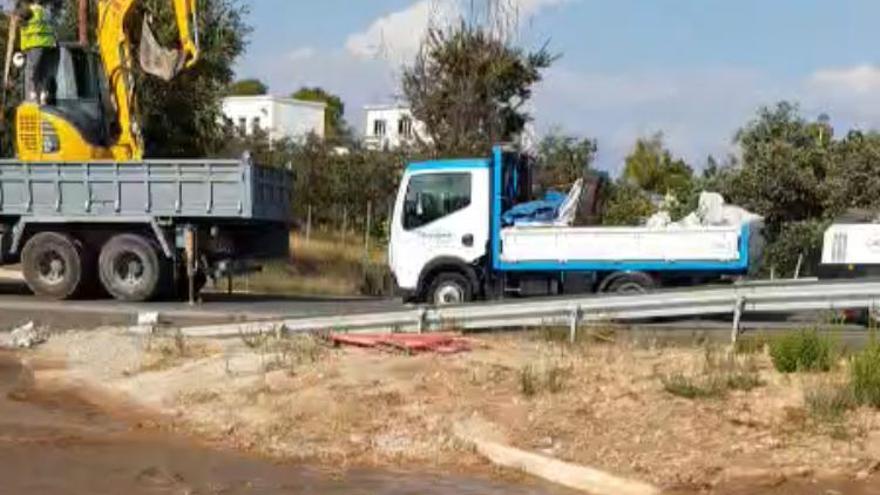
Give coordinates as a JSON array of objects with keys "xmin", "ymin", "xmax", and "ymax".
[{"xmin": 20, "ymin": 4, "xmax": 56, "ymax": 51}]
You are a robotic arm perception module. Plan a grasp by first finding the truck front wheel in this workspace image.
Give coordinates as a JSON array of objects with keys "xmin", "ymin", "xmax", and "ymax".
[
  {"xmin": 99, "ymin": 234, "xmax": 165, "ymax": 302},
  {"xmin": 426, "ymin": 272, "xmax": 473, "ymax": 306},
  {"xmin": 21, "ymin": 232, "xmax": 88, "ymax": 300}
]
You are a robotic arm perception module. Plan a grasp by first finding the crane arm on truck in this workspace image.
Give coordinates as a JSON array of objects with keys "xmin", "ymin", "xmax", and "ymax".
[{"xmin": 12, "ymin": 0, "xmax": 200, "ymax": 162}]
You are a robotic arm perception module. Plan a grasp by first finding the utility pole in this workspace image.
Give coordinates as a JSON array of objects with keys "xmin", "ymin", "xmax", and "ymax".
[{"xmin": 78, "ymin": 0, "xmax": 88, "ymax": 45}]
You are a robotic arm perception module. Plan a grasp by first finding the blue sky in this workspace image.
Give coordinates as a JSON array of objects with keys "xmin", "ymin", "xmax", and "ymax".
[{"xmin": 236, "ymin": 0, "xmax": 880, "ymax": 172}]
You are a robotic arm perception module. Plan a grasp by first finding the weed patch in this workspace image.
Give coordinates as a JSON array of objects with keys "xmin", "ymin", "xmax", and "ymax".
[
  {"xmin": 662, "ymin": 373, "xmax": 723, "ymax": 399},
  {"xmin": 661, "ymin": 346, "xmax": 764, "ymax": 399},
  {"xmin": 804, "ymin": 379, "xmax": 856, "ymax": 422},
  {"xmin": 851, "ymin": 343, "xmax": 880, "ymax": 408},
  {"xmin": 520, "ymin": 362, "xmax": 570, "ymax": 396},
  {"xmin": 770, "ymin": 329, "xmax": 836, "ymax": 373}
]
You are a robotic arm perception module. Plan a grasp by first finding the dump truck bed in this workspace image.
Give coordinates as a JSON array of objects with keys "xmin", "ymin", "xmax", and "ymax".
[{"xmin": 0, "ymin": 159, "xmax": 291, "ymax": 222}]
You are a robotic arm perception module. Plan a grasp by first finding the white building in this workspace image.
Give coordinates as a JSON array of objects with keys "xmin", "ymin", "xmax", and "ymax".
[
  {"xmin": 222, "ymin": 96, "xmax": 326, "ymax": 142},
  {"xmin": 363, "ymin": 104, "xmax": 427, "ymax": 150}
]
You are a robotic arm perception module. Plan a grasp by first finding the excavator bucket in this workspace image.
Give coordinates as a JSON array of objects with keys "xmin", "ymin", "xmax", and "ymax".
[{"xmin": 138, "ymin": 17, "xmax": 185, "ymax": 82}]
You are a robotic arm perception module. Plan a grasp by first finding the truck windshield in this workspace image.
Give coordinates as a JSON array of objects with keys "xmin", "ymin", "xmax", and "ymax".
[{"xmin": 403, "ymin": 173, "xmax": 471, "ymax": 230}]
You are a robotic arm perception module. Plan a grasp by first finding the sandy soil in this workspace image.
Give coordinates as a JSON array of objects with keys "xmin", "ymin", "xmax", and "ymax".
[{"xmin": 25, "ymin": 328, "xmax": 880, "ymax": 493}]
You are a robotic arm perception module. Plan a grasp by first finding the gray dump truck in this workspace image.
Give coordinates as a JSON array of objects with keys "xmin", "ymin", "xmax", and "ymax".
[{"xmin": 0, "ymin": 158, "xmax": 292, "ymax": 302}]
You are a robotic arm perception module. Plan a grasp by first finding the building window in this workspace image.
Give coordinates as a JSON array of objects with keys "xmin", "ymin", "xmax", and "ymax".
[
  {"xmin": 373, "ymin": 119, "xmax": 387, "ymax": 137},
  {"xmin": 252, "ymin": 117, "xmax": 262, "ymax": 134},
  {"xmin": 238, "ymin": 117, "xmax": 247, "ymax": 135},
  {"xmin": 398, "ymin": 116, "xmax": 413, "ymax": 138}
]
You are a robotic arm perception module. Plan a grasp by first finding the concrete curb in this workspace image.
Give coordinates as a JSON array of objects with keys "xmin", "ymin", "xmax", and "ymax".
[{"xmin": 453, "ymin": 419, "xmax": 660, "ymax": 495}]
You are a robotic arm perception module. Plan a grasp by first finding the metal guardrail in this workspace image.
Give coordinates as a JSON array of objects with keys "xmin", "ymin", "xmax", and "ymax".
[{"xmin": 174, "ymin": 280, "xmax": 880, "ymax": 341}]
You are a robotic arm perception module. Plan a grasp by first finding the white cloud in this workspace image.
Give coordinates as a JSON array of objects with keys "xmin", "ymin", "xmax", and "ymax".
[
  {"xmin": 345, "ymin": 0, "xmax": 456, "ymax": 65},
  {"xmin": 345, "ymin": 0, "xmax": 572, "ymax": 65},
  {"xmin": 809, "ymin": 65, "xmax": 880, "ymax": 96}
]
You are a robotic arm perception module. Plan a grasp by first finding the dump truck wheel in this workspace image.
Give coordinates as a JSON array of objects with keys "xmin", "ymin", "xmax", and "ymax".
[
  {"xmin": 99, "ymin": 234, "xmax": 165, "ymax": 302},
  {"xmin": 21, "ymin": 232, "xmax": 87, "ymax": 300}
]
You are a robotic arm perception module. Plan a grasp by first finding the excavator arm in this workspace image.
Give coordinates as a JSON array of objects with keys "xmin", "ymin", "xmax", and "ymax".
[
  {"xmin": 97, "ymin": 0, "xmax": 200, "ymax": 160},
  {"xmin": 172, "ymin": 0, "xmax": 199, "ymax": 70}
]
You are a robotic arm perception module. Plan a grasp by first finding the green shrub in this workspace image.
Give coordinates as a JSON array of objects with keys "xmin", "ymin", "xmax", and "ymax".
[
  {"xmin": 769, "ymin": 329, "xmax": 836, "ymax": 373},
  {"xmin": 851, "ymin": 344, "xmax": 880, "ymax": 408}
]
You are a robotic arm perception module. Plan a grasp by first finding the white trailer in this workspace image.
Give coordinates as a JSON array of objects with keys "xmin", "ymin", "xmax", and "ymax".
[{"xmin": 389, "ymin": 146, "xmax": 762, "ymax": 305}]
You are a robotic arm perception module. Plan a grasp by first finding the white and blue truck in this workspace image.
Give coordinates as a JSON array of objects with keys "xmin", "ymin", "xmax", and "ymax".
[{"xmin": 389, "ymin": 145, "xmax": 764, "ymax": 305}]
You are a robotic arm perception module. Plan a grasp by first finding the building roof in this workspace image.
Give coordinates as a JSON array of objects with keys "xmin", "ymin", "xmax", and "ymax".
[
  {"xmin": 364, "ymin": 103, "xmax": 411, "ymax": 111},
  {"xmin": 222, "ymin": 95, "xmax": 327, "ymax": 110}
]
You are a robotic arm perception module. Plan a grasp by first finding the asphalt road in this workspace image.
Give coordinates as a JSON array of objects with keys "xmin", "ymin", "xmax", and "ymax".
[{"xmin": 0, "ymin": 276, "xmax": 405, "ymax": 330}]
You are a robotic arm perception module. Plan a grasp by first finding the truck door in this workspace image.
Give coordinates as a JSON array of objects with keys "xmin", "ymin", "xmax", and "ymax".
[{"xmin": 390, "ymin": 168, "xmax": 489, "ymax": 294}]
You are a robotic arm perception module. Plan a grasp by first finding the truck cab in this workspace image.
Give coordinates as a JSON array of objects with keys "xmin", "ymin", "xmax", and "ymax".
[
  {"xmin": 390, "ymin": 146, "xmax": 760, "ymax": 305},
  {"xmin": 390, "ymin": 156, "xmax": 494, "ymax": 304}
]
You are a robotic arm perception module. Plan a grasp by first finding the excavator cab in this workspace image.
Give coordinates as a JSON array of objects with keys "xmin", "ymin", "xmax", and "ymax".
[
  {"xmin": 5, "ymin": 0, "xmax": 200, "ymax": 163},
  {"xmin": 15, "ymin": 43, "xmax": 119, "ymax": 161}
]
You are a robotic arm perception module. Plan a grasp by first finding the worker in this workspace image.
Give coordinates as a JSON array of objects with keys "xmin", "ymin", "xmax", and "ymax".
[{"xmin": 15, "ymin": 0, "xmax": 58, "ymax": 102}]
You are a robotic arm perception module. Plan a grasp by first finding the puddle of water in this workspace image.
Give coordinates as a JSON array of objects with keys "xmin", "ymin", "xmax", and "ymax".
[{"xmin": 0, "ymin": 352, "xmax": 574, "ymax": 495}]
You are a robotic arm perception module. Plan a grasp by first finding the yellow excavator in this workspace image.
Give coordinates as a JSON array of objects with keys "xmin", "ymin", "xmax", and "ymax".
[{"xmin": 8, "ymin": 0, "xmax": 199, "ymax": 162}]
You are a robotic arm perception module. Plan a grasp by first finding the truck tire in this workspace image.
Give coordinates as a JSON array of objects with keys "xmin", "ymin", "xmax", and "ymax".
[
  {"xmin": 99, "ymin": 234, "xmax": 165, "ymax": 302},
  {"xmin": 603, "ymin": 272, "xmax": 655, "ymax": 295},
  {"xmin": 21, "ymin": 232, "xmax": 88, "ymax": 300},
  {"xmin": 426, "ymin": 272, "xmax": 473, "ymax": 306}
]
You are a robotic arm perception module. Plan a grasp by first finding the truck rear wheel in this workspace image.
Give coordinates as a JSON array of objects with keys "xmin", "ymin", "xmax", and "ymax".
[
  {"xmin": 427, "ymin": 272, "xmax": 473, "ymax": 306},
  {"xmin": 99, "ymin": 234, "xmax": 165, "ymax": 302},
  {"xmin": 603, "ymin": 272, "xmax": 655, "ymax": 295},
  {"xmin": 21, "ymin": 232, "xmax": 88, "ymax": 300}
]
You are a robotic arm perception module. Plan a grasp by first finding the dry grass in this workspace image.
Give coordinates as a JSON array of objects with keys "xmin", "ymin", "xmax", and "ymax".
[
  {"xmin": 47, "ymin": 328, "xmax": 880, "ymax": 488},
  {"xmin": 660, "ymin": 345, "xmax": 764, "ymax": 399},
  {"xmin": 140, "ymin": 331, "xmax": 215, "ymax": 372},
  {"xmin": 225, "ymin": 231, "xmax": 389, "ymax": 297},
  {"xmin": 239, "ymin": 330, "xmax": 330, "ymax": 375}
]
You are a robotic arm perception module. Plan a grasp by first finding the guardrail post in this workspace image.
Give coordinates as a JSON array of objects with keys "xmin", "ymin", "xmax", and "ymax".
[
  {"xmin": 417, "ymin": 308, "xmax": 427, "ymax": 334},
  {"xmin": 569, "ymin": 306, "xmax": 581, "ymax": 344},
  {"xmin": 731, "ymin": 296, "xmax": 746, "ymax": 344}
]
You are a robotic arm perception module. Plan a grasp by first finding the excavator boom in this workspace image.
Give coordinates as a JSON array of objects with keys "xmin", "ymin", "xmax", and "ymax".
[
  {"xmin": 97, "ymin": 0, "xmax": 201, "ymax": 160},
  {"xmin": 12, "ymin": 0, "xmax": 200, "ymax": 162}
]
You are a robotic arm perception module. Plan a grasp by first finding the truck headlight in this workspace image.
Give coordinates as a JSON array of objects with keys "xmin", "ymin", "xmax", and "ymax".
[{"xmin": 41, "ymin": 120, "xmax": 60, "ymax": 154}]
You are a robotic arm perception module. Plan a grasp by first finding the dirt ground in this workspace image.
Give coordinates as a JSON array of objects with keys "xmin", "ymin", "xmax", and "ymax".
[{"xmin": 24, "ymin": 327, "xmax": 880, "ymax": 494}]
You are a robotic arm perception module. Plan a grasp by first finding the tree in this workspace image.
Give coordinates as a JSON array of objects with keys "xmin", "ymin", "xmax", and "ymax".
[
  {"xmin": 402, "ymin": 19, "xmax": 555, "ymax": 156},
  {"xmin": 823, "ymin": 130, "xmax": 880, "ymax": 215},
  {"xmin": 720, "ymin": 102, "xmax": 834, "ymax": 275},
  {"xmin": 134, "ymin": 0, "xmax": 251, "ymax": 157},
  {"xmin": 602, "ymin": 182, "xmax": 655, "ymax": 226},
  {"xmin": 622, "ymin": 133, "xmax": 693, "ymax": 197},
  {"xmin": 723, "ymin": 102, "xmax": 829, "ymax": 233},
  {"xmin": 229, "ymin": 79, "xmax": 268, "ymax": 96},
  {"xmin": 533, "ymin": 132, "xmax": 597, "ymax": 191},
  {"xmin": 292, "ymin": 87, "xmax": 351, "ymax": 143}
]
